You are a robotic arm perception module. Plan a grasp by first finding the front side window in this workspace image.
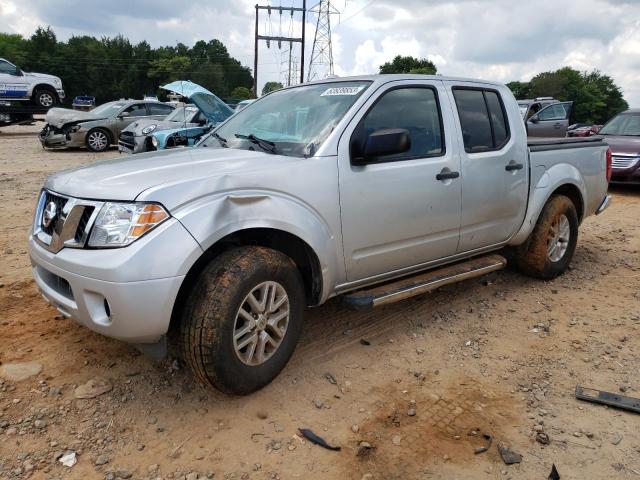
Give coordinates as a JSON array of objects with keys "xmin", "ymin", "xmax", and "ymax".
[
  {"xmin": 453, "ymin": 87, "xmax": 510, "ymax": 152},
  {"xmin": 351, "ymin": 87, "xmax": 444, "ymax": 162},
  {"xmin": 200, "ymin": 81, "xmax": 370, "ymax": 157},
  {"xmin": 538, "ymin": 104, "xmax": 568, "ymax": 121},
  {"xmin": 124, "ymin": 104, "xmax": 148, "ymax": 117},
  {"xmin": 0, "ymin": 60, "xmax": 17, "ymax": 75}
]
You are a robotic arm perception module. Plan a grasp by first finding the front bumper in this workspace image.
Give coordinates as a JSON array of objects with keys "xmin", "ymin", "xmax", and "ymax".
[
  {"xmin": 118, "ymin": 134, "xmax": 150, "ymax": 154},
  {"xmin": 28, "ymin": 218, "xmax": 203, "ymax": 344},
  {"xmin": 56, "ymin": 89, "xmax": 66, "ymax": 100},
  {"xmin": 595, "ymin": 195, "xmax": 611, "ymax": 215},
  {"xmin": 39, "ymin": 125, "xmax": 85, "ymax": 149}
]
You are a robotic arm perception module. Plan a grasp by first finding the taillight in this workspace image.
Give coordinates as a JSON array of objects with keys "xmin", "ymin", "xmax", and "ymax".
[{"xmin": 605, "ymin": 148, "xmax": 612, "ymax": 183}]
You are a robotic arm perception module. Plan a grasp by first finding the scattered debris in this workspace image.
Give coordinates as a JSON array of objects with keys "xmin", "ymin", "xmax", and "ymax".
[
  {"xmin": 474, "ymin": 433, "xmax": 493, "ymax": 454},
  {"xmin": 536, "ymin": 432, "xmax": 550, "ymax": 445},
  {"xmin": 548, "ymin": 464, "xmax": 560, "ymax": 480},
  {"xmin": 392, "ymin": 434, "xmax": 402, "ymax": 446},
  {"xmin": 0, "ymin": 361, "xmax": 43, "ymax": 382},
  {"xmin": 497, "ymin": 443, "xmax": 522, "ymax": 465},
  {"xmin": 74, "ymin": 378, "xmax": 113, "ymax": 399},
  {"xmin": 575, "ymin": 386, "xmax": 640, "ymax": 414},
  {"xmin": 610, "ymin": 432, "xmax": 623, "ymax": 445},
  {"xmin": 359, "ymin": 339, "xmax": 371, "ymax": 346},
  {"xmin": 59, "ymin": 451, "xmax": 76, "ymax": 467},
  {"xmin": 356, "ymin": 441, "xmax": 374, "ymax": 457},
  {"xmin": 324, "ymin": 372, "xmax": 337, "ymax": 385},
  {"xmin": 298, "ymin": 428, "xmax": 341, "ymax": 451}
]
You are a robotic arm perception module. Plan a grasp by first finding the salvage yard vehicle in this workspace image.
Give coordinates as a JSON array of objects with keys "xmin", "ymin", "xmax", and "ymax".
[
  {"xmin": 598, "ymin": 108, "xmax": 640, "ymax": 184},
  {"xmin": 39, "ymin": 99, "xmax": 175, "ymax": 152},
  {"xmin": 28, "ymin": 75, "xmax": 611, "ymax": 395},
  {"xmin": 147, "ymin": 81, "xmax": 234, "ymax": 152},
  {"xmin": 118, "ymin": 104, "xmax": 206, "ymax": 154},
  {"xmin": 0, "ymin": 57, "xmax": 65, "ymax": 107}
]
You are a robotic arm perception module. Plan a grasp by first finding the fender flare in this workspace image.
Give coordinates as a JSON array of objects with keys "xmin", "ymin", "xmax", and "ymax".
[{"xmin": 509, "ymin": 163, "xmax": 586, "ymax": 246}]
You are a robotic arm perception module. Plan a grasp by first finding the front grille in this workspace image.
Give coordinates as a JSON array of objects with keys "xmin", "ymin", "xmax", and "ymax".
[
  {"xmin": 42, "ymin": 191, "xmax": 68, "ymax": 236},
  {"xmin": 119, "ymin": 131, "xmax": 135, "ymax": 147},
  {"xmin": 33, "ymin": 190, "xmax": 103, "ymax": 253},
  {"xmin": 612, "ymin": 155, "xmax": 639, "ymax": 169}
]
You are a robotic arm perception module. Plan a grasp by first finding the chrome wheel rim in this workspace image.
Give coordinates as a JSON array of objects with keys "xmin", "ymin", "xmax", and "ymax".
[
  {"xmin": 39, "ymin": 93, "xmax": 54, "ymax": 107},
  {"xmin": 547, "ymin": 214, "xmax": 570, "ymax": 262},
  {"xmin": 88, "ymin": 131, "xmax": 108, "ymax": 151},
  {"xmin": 233, "ymin": 281, "xmax": 290, "ymax": 366}
]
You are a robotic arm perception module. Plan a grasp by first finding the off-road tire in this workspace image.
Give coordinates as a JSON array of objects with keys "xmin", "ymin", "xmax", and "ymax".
[
  {"xmin": 85, "ymin": 128, "xmax": 111, "ymax": 152},
  {"xmin": 179, "ymin": 246, "xmax": 305, "ymax": 395},
  {"xmin": 514, "ymin": 194, "xmax": 578, "ymax": 279},
  {"xmin": 32, "ymin": 88, "xmax": 57, "ymax": 108}
]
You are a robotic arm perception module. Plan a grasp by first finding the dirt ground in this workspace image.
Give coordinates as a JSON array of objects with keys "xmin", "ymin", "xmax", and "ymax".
[{"xmin": 0, "ymin": 122, "xmax": 639, "ymax": 480}]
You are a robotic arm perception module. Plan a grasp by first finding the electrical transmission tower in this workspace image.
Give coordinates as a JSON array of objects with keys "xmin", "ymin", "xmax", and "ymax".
[{"xmin": 307, "ymin": 0, "xmax": 339, "ymax": 82}]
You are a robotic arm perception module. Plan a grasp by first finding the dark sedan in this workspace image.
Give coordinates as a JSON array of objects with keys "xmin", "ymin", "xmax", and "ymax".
[{"xmin": 599, "ymin": 109, "xmax": 640, "ymax": 184}]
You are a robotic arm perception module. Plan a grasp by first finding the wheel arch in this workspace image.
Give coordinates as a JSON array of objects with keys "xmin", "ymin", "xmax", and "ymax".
[
  {"xmin": 32, "ymin": 83, "xmax": 58, "ymax": 100},
  {"xmin": 87, "ymin": 126, "xmax": 114, "ymax": 146},
  {"xmin": 168, "ymin": 227, "xmax": 324, "ymax": 340}
]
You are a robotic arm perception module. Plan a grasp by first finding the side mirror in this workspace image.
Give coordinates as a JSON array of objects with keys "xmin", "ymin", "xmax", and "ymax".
[
  {"xmin": 354, "ymin": 128, "xmax": 411, "ymax": 164},
  {"xmin": 529, "ymin": 115, "xmax": 539, "ymax": 124},
  {"xmin": 118, "ymin": 111, "xmax": 130, "ymax": 119},
  {"xmin": 14, "ymin": 67, "xmax": 23, "ymax": 77}
]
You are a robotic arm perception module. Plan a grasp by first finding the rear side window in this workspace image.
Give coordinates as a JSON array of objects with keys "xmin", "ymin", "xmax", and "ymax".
[
  {"xmin": 453, "ymin": 88, "xmax": 510, "ymax": 153},
  {"xmin": 538, "ymin": 104, "xmax": 568, "ymax": 121}
]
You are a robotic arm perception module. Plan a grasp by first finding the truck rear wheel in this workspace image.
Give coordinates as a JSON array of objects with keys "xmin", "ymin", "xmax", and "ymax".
[
  {"xmin": 33, "ymin": 88, "xmax": 57, "ymax": 108},
  {"xmin": 514, "ymin": 194, "xmax": 578, "ymax": 279},
  {"xmin": 179, "ymin": 247, "xmax": 305, "ymax": 395}
]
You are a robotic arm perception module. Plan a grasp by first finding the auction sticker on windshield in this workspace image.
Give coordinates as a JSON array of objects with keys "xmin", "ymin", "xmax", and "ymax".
[{"xmin": 321, "ymin": 86, "xmax": 365, "ymax": 96}]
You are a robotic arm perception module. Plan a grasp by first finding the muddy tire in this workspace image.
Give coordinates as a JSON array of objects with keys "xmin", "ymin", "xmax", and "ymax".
[
  {"xmin": 514, "ymin": 194, "xmax": 578, "ymax": 280},
  {"xmin": 85, "ymin": 128, "xmax": 111, "ymax": 152},
  {"xmin": 32, "ymin": 88, "xmax": 57, "ymax": 108},
  {"xmin": 179, "ymin": 246, "xmax": 305, "ymax": 395}
]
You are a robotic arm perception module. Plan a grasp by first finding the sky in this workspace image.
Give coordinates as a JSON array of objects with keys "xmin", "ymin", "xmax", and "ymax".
[{"xmin": 1, "ymin": 0, "xmax": 639, "ymax": 104}]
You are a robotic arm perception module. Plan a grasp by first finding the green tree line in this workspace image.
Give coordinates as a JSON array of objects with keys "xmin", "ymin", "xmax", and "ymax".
[
  {"xmin": 507, "ymin": 67, "xmax": 628, "ymax": 124},
  {"xmin": 0, "ymin": 26, "xmax": 254, "ymax": 104}
]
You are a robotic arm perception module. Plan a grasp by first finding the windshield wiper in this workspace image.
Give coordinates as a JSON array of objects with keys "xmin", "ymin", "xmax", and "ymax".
[
  {"xmin": 212, "ymin": 132, "xmax": 228, "ymax": 147},
  {"xmin": 235, "ymin": 133, "xmax": 277, "ymax": 154}
]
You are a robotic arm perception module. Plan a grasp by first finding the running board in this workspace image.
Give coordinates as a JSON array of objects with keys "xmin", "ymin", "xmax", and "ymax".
[{"xmin": 343, "ymin": 254, "xmax": 507, "ymax": 310}]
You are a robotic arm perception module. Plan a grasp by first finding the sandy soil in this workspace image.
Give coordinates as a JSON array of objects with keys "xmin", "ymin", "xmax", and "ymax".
[{"xmin": 0, "ymin": 123, "xmax": 639, "ymax": 480}]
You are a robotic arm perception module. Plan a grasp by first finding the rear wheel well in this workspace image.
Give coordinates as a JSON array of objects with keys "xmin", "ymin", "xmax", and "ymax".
[
  {"xmin": 551, "ymin": 184, "xmax": 583, "ymax": 221},
  {"xmin": 169, "ymin": 228, "xmax": 322, "ymax": 339}
]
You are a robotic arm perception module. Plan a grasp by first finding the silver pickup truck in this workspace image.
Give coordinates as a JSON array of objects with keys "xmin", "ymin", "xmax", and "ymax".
[{"xmin": 28, "ymin": 75, "xmax": 611, "ymax": 394}]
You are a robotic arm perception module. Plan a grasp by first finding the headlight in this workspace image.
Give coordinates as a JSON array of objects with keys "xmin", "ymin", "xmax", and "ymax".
[
  {"xmin": 151, "ymin": 136, "xmax": 159, "ymax": 148},
  {"xmin": 142, "ymin": 124, "xmax": 157, "ymax": 135},
  {"xmin": 88, "ymin": 202, "xmax": 169, "ymax": 248}
]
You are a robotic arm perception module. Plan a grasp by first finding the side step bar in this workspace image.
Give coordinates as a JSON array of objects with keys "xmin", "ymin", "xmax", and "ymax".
[{"xmin": 343, "ymin": 254, "xmax": 507, "ymax": 310}]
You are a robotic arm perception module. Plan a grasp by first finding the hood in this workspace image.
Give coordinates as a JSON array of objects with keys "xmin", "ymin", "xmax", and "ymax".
[
  {"xmin": 44, "ymin": 147, "xmax": 298, "ymax": 209},
  {"xmin": 45, "ymin": 108, "xmax": 105, "ymax": 129},
  {"xmin": 25, "ymin": 71, "xmax": 60, "ymax": 82},
  {"xmin": 161, "ymin": 80, "xmax": 233, "ymax": 124},
  {"xmin": 602, "ymin": 135, "xmax": 640, "ymax": 155},
  {"xmin": 123, "ymin": 119, "xmax": 199, "ymax": 135}
]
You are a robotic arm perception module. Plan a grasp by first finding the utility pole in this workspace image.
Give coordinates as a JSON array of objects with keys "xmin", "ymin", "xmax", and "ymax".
[
  {"xmin": 253, "ymin": 2, "xmax": 306, "ymax": 97},
  {"xmin": 308, "ymin": 0, "xmax": 339, "ymax": 82}
]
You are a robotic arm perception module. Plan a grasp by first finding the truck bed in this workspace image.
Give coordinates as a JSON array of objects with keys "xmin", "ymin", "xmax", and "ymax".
[{"xmin": 527, "ymin": 136, "xmax": 605, "ymax": 152}]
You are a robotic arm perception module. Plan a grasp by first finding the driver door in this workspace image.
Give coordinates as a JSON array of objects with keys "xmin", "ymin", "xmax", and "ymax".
[
  {"xmin": 0, "ymin": 59, "xmax": 27, "ymax": 100},
  {"xmin": 527, "ymin": 102, "xmax": 572, "ymax": 137},
  {"xmin": 338, "ymin": 81, "xmax": 462, "ymax": 282}
]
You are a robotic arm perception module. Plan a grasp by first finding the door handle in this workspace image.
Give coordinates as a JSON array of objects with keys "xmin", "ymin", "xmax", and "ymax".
[
  {"xmin": 505, "ymin": 162, "xmax": 524, "ymax": 171},
  {"xmin": 436, "ymin": 170, "xmax": 460, "ymax": 181}
]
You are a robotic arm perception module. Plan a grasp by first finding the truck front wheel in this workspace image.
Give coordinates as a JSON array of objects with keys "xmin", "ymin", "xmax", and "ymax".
[
  {"xmin": 179, "ymin": 247, "xmax": 305, "ymax": 394},
  {"xmin": 514, "ymin": 194, "xmax": 579, "ymax": 280}
]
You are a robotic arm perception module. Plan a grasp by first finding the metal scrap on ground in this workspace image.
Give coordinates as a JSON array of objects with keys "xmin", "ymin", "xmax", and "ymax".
[
  {"xmin": 575, "ymin": 386, "xmax": 640, "ymax": 414},
  {"xmin": 298, "ymin": 428, "xmax": 341, "ymax": 451}
]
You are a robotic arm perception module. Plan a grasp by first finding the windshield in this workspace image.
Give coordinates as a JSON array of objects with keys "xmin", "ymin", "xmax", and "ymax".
[
  {"xmin": 599, "ymin": 112, "xmax": 640, "ymax": 136},
  {"xmin": 166, "ymin": 105, "xmax": 200, "ymax": 123},
  {"xmin": 91, "ymin": 101, "xmax": 125, "ymax": 116},
  {"xmin": 200, "ymin": 81, "xmax": 371, "ymax": 157}
]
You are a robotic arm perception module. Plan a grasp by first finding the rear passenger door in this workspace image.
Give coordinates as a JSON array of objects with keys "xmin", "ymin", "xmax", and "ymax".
[
  {"xmin": 447, "ymin": 84, "xmax": 528, "ymax": 253},
  {"xmin": 527, "ymin": 102, "xmax": 572, "ymax": 137}
]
